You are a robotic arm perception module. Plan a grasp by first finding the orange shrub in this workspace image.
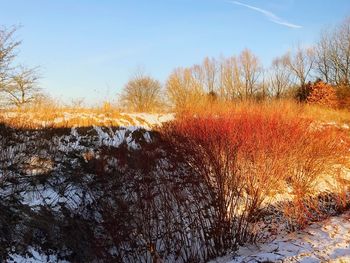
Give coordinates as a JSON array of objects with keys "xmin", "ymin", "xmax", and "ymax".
[
  {"xmin": 306, "ymin": 80, "xmax": 338, "ymax": 108},
  {"xmin": 162, "ymin": 108, "xmax": 349, "ymax": 233}
]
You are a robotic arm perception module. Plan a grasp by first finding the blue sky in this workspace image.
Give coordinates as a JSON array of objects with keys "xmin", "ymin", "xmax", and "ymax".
[{"xmin": 1, "ymin": 0, "xmax": 350, "ymax": 104}]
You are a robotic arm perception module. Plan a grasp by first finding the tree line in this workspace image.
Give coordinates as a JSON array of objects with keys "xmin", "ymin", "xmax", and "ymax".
[
  {"xmin": 1, "ymin": 17, "xmax": 350, "ymax": 110},
  {"xmin": 121, "ymin": 17, "xmax": 350, "ymax": 112}
]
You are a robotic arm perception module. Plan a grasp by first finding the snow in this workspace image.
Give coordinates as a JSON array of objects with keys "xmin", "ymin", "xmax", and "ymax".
[
  {"xmin": 20, "ymin": 184, "xmax": 92, "ymax": 211},
  {"xmin": 7, "ymin": 247, "xmax": 69, "ymax": 263},
  {"xmin": 341, "ymin": 123, "xmax": 350, "ymax": 130},
  {"xmin": 120, "ymin": 113, "xmax": 175, "ymax": 128},
  {"xmin": 20, "ymin": 187, "xmax": 59, "ymax": 207},
  {"xmin": 94, "ymin": 126, "xmax": 126, "ymax": 147},
  {"xmin": 94, "ymin": 125, "xmax": 149, "ymax": 149},
  {"xmin": 212, "ymin": 211, "xmax": 350, "ymax": 263}
]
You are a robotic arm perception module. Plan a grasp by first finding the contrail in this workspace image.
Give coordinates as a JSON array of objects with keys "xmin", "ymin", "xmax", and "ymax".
[{"xmin": 228, "ymin": 0, "xmax": 302, "ymax": 29}]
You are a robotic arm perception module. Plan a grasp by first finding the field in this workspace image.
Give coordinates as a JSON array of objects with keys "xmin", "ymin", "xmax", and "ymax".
[{"xmin": 0, "ymin": 101, "xmax": 350, "ymax": 262}]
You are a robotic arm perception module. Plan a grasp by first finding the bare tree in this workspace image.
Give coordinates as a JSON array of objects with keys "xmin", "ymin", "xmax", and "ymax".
[
  {"xmin": 191, "ymin": 64, "xmax": 205, "ymax": 91},
  {"xmin": 202, "ymin": 57, "xmax": 218, "ymax": 94},
  {"xmin": 238, "ymin": 49, "xmax": 262, "ymax": 99},
  {"xmin": 333, "ymin": 18, "xmax": 350, "ymax": 85},
  {"xmin": 219, "ymin": 56, "xmax": 243, "ymax": 100},
  {"xmin": 270, "ymin": 57, "xmax": 292, "ymax": 98},
  {"xmin": 315, "ymin": 30, "xmax": 333, "ymax": 83},
  {"xmin": 166, "ymin": 51, "xmax": 265, "ymax": 107},
  {"xmin": 3, "ymin": 66, "xmax": 42, "ymax": 107},
  {"xmin": 313, "ymin": 18, "xmax": 350, "ymax": 87},
  {"xmin": 283, "ymin": 46, "xmax": 315, "ymax": 88},
  {"xmin": 0, "ymin": 26, "xmax": 44, "ymax": 108},
  {"xmin": 331, "ymin": 17, "xmax": 350, "ymax": 85},
  {"xmin": 120, "ymin": 72, "xmax": 163, "ymax": 112},
  {"xmin": 166, "ymin": 67, "xmax": 204, "ymax": 110},
  {"xmin": 257, "ymin": 69, "xmax": 269, "ymax": 100},
  {"xmin": 191, "ymin": 57, "xmax": 219, "ymax": 95},
  {"xmin": 0, "ymin": 26, "xmax": 20, "ymax": 87}
]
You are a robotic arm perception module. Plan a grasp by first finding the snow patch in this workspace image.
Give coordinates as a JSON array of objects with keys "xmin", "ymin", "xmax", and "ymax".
[
  {"xmin": 214, "ymin": 211, "xmax": 350, "ymax": 263},
  {"xmin": 8, "ymin": 246, "xmax": 70, "ymax": 263}
]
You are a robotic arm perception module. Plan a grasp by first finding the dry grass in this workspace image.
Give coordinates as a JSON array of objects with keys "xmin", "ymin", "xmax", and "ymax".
[
  {"xmin": 1, "ymin": 98, "xmax": 350, "ymax": 130},
  {"xmin": 0, "ymin": 102, "xmax": 170, "ymax": 129},
  {"xmin": 176, "ymin": 98, "xmax": 350, "ymax": 125},
  {"xmin": 0, "ymin": 98, "xmax": 349, "ymax": 259},
  {"xmin": 175, "ymin": 99, "xmax": 350, "ymax": 132},
  {"xmin": 302, "ymin": 103, "xmax": 350, "ymax": 124}
]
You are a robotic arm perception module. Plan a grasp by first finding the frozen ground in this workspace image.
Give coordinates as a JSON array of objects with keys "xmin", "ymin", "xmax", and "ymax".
[
  {"xmin": 213, "ymin": 210, "xmax": 350, "ymax": 263},
  {"xmin": 8, "ymin": 247, "xmax": 69, "ymax": 263},
  {"xmin": 9, "ymin": 210, "xmax": 350, "ymax": 262}
]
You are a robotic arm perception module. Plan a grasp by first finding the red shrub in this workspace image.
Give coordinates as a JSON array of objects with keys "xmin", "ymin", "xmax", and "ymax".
[{"xmin": 162, "ymin": 109, "xmax": 349, "ymax": 234}]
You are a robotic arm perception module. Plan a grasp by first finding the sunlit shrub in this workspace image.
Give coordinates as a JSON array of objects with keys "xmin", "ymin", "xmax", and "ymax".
[
  {"xmin": 305, "ymin": 80, "xmax": 338, "ymax": 108},
  {"xmin": 162, "ymin": 108, "xmax": 349, "ymax": 233}
]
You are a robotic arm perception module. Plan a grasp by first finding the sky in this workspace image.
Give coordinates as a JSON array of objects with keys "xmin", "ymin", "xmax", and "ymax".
[{"xmin": 1, "ymin": 0, "xmax": 350, "ymax": 104}]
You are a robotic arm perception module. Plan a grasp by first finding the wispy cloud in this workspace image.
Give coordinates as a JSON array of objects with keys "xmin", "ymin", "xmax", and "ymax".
[{"xmin": 228, "ymin": 0, "xmax": 302, "ymax": 29}]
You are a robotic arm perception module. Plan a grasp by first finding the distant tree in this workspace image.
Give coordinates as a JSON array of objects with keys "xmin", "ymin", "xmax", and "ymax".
[
  {"xmin": 334, "ymin": 18, "xmax": 350, "ymax": 86},
  {"xmin": 281, "ymin": 46, "xmax": 315, "ymax": 103},
  {"xmin": 238, "ymin": 49, "xmax": 262, "ymax": 99},
  {"xmin": 256, "ymin": 69, "xmax": 269, "ymax": 101},
  {"xmin": 0, "ymin": 26, "xmax": 43, "ymax": 108},
  {"xmin": 166, "ymin": 68, "xmax": 204, "ymax": 111},
  {"xmin": 2, "ymin": 66, "xmax": 42, "ymax": 107},
  {"xmin": 0, "ymin": 26, "xmax": 20, "ymax": 82},
  {"xmin": 0, "ymin": 26, "xmax": 20, "ymax": 92},
  {"xmin": 166, "ymin": 51, "xmax": 265, "ymax": 109},
  {"xmin": 190, "ymin": 57, "xmax": 220, "ymax": 95},
  {"xmin": 219, "ymin": 56, "xmax": 242, "ymax": 100},
  {"xmin": 270, "ymin": 57, "xmax": 292, "ymax": 98},
  {"xmin": 202, "ymin": 57, "xmax": 218, "ymax": 94},
  {"xmin": 315, "ymin": 30, "xmax": 333, "ymax": 84},
  {"xmin": 315, "ymin": 17, "xmax": 350, "ymax": 86},
  {"xmin": 120, "ymin": 73, "xmax": 163, "ymax": 112},
  {"xmin": 282, "ymin": 46, "xmax": 315, "ymax": 88}
]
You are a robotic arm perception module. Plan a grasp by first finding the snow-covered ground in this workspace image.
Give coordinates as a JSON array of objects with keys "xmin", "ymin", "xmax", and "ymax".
[
  {"xmin": 213, "ymin": 211, "xmax": 350, "ymax": 263},
  {"xmin": 8, "ymin": 247, "xmax": 70, "ymax": 263},
  {"xmin": 6, "ymin": 209, "xmax": 350, "ymax": 262}
]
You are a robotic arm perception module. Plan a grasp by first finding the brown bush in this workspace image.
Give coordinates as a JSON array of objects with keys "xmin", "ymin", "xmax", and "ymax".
[{"xmin": 306, "ymin": 80, "xmax": 338, "ymax": 108}]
